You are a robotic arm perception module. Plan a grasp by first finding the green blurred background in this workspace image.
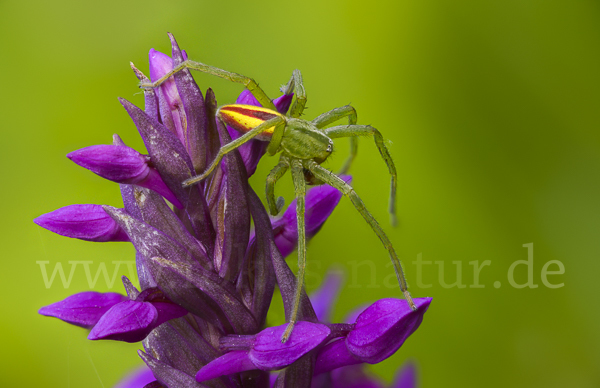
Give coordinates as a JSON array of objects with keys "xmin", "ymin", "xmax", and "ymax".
[{"xmin": 1, "ymin": 0, "xmax": 599, "ymax": 386}]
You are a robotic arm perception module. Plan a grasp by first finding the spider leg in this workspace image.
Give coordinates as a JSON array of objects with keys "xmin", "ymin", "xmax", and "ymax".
[
  {"xmin": 182, "ymin": 115, "xmax": 286, "ymax": 187},
  {"xmin": 323, "ymin": 124, "xmax": 398, "ymax": 227},
  {"xmin": 288, "ymin": 70, "xmax": 307, "ymax": 119},
  {"xmin": 311, "ymin": 105, "xmax": 357, "ymax": 129},
  {"xmin": 338, "ymin": 137, "xmax": 358, "ymax": 175},
  {"xmin": 281, "ymin": 159, "xmax": 307, "ymax": 342},
  {"xmin": 304, "ymin": 160, "xmax": 416, "ymax": 311},
  {"xmin": 139, "ymin": 59, "xmax": 277, "ymax": 111},
  {"xmin": 266, "ymin": 157, "xmax": 290, "ymax": 216},
  {"xmin": 311, "ymin": 105, "xmax": 359, "ymax": 175}
]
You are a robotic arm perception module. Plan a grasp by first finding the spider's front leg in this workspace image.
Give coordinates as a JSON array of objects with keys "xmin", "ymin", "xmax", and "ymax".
[
  {"xmin": 182, "ymin": 115, "xmax": 286, "ymax": 187},
  {"xmin": 281, "ymin": 158, "xmax": 307, "ymax": 343},
  {"xmin": 139, "ymin": 57, "xmax": 277, "ymax": 111},
  {"xmin": 285, "ymin": 69, "xmax": 307, "ymax": 119},
  {"xmin": 304, "ymin": 160, "xmax": 416, "ymax": 311}
]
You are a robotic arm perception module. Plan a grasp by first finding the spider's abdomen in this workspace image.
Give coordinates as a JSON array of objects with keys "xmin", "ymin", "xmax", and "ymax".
[{"xmin": 218, "ymin": 104, "xmax": 285, "ymax": 141}]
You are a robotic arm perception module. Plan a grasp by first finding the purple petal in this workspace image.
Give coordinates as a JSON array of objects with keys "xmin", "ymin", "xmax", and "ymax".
[
  {"xmin": 195, "ymin": 350, "xmax": 255, "ymax": 382},
  {"xmin": 310, "ymin": 270, "xmax": 344, "ymax": 322},
  {"xmin": 346, "ymin": 298, "xmax": 432, "ymax": 364},
  {"xmin": 249, "ymin": 321, "xmax": 330, "ymax": 370},
  {"xmin": 114, "ymin": 366, "xmax": 156, "ymax": 388},
  {"xmin": 314, "ymin": 338, "xmax": 361, "ymax": 375},
  {"xmin": 88, "ymin": 296, "xmax": 187, "ymax": 343},
  {"xmin": 67, "ymin": 145, "xmax": 150, "ymax": 184},
  {"xmin": 273, "ymin": 176, "xmax": 349, "ymax": 258},
  {"xmin": 390, "ymin": 362, "xmax": 417, "ymax": 388},
  {"xmin": 168, "ymin": 33, "xmax": 210, "ymax": 173},
  {"xmin": 148, "ymin": 49, "xmax": 177, "ymax": 100},
  {"xmin": 34, "ymin": 204, "xmax": 129, "ymax": 242},
  {"xmin": 38, "ymin": 291, "xmax": 128, "ymax": 328},
  {"xmin": 149, "ymin": 49, "xmax": 183, "ymax": 141},
  {"xmin": 88, "ymin": 300, "xmax": 158, "ymax": 342}
]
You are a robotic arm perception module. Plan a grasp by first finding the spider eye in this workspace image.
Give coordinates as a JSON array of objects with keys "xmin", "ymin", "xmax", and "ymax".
[{"xmin": 326, "ymin": 144, "xmax": 333, "ymax": 153}]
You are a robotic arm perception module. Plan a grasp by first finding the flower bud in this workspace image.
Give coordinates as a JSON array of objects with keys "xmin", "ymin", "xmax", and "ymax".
[
  {"xmin": 88, "ymin": 289, "xmax": 187, "ymax": 343},
  {"xmin": 68, "ymin": 145, "xmax": 182, "ymax": 208},
  {"xmin": 68, "ymin": 145, "xmax": 150, "ymax": 184},
  {"xmin": 34, "ymin": 204, "xmax": 129, "ymax": 242},
  {"xmin": 346, "ymin": 298, "xmax": 431, "ymax": 363},
  {"xmin": 196, "ymin": 322, "xmax": 330, "ymax": 382},
  {"xmin": 38, "ymin": 291, "xmax": 128, "ymax": 328}
]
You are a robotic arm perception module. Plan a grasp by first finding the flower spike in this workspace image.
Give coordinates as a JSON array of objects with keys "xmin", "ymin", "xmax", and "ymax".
[{"xmin": 36, "ymin": 33, "xmax": 431, "ymax": 388}]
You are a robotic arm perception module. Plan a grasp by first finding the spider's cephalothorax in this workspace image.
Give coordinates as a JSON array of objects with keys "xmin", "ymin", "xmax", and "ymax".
[{"xmin": 141, "ymin": 58, "xmax": 416, "ymax": 342}]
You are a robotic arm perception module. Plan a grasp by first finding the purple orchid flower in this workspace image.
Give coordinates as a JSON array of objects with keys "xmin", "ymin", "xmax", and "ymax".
[{"xmin": 35, "ymin": 34, "xmax": 431, "ymax": 388}]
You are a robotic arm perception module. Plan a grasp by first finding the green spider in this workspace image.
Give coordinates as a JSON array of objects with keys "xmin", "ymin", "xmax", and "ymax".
[{"xmin": 141, "ymin": 60, "xmax": 416, "ymax": 342}]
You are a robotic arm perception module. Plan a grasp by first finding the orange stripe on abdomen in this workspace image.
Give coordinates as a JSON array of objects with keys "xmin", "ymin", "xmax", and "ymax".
[{"xmin": 219, "ymin": 104, "xmax": 283, "ymax": 137}]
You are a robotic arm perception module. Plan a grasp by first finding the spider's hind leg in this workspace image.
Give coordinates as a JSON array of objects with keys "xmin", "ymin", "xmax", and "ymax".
[{"xmin": 304, "ymin": 160, "xmax": 415, "ymax": 311}]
